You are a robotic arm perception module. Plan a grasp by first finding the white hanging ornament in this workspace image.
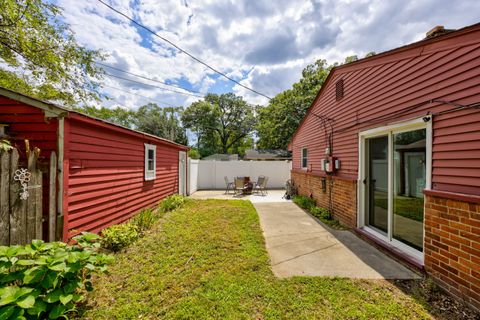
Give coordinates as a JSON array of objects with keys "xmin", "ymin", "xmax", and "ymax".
[{"xmin": 13, "ymin": 168, "xmax": 31, "ymax": 200}]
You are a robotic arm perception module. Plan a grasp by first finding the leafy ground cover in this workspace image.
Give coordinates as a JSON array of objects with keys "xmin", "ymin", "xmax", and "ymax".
[
  {"xmin": 292, "ymin": 195, "xmax": 346, "ymax": 230},
  {"xmin": 79, "ymin": 200, "xmax": 472, "ymax": 319}
]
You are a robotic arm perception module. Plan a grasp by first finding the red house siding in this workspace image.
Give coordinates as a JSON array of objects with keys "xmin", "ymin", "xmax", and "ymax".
[
  {"xmin": 291, "ymin": 26, "xmax": 480, "ymax": 195},
  {"xmin": 290, "ymin": 24, "xmax": 480, "ymax": 310},
  {"xmin": 65, "ymin": 114, "xmax": 183, "ymax": 237}
]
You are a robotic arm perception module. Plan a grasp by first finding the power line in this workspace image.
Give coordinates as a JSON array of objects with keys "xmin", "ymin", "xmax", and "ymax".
[
  {"xmin": 97, "ymin": 62, "xmax": 202, "ymax": 94},
  {"xmin": 105, "ymin": 72, "xmax": 204, "ymax": 98},
  {"xmin": 101, "ymin": 84, "xmax": 179, "ymax": 107},
  {"xmin": 96, "ymin": 0, "xmax": 272, "ymax": 100}
]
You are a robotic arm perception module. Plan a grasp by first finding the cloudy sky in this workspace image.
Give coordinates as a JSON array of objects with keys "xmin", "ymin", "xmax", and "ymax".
[{"xmin": 55, "ymin": 0, "xmax": 480, "ymax": 108}]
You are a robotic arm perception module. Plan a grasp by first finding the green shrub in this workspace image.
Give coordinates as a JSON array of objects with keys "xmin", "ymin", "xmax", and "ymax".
[
  {"xmin": 131, "ymin": 208, "xmax": 158, "ymax": 232},
  {"xmin": 0, "ymin": 233, "xmax": 113, "ymax": 319},
  {"xmin": 101, "ymin": 223, "xmax": 139, "ymax": 252},
  {"xmin": 159, "ymin": 194, "xmax": 186, "ymax": 213},
  {"xmin": 310, "ymin": 206, "xmax": 330, "ymax": 219},
  {"xmin": 292, "ymin": 196, "xmax": 316, "ymax": 210},
  {"xmin": 188, "ymin": 149, "xmax": 201, "ymax": 159}
]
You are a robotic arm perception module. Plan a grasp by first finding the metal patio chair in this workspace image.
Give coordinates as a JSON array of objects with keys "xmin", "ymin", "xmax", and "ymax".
[
  {"xmin": 254, "ymin": 176, "xmax": 269, "ymax": 196},
  {"xmin": 224, "ymin": 176, "xmax": 234, "ymax": 194},
  {"xmin": 233, "ymin": 177, "xmax": 248, "ymax": 195}
]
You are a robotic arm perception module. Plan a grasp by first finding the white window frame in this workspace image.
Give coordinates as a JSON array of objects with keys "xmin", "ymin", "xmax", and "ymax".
[
  {"xmin": 357, "ymin": 116, "xmax": 432, "ymax": 263},
  {"xmin": 301, "ymin": 148, "xmax": 308, "ymax": 169},
  {"xmin": 144, "ymin": 143, "xmax": 157, "ymax": 181}
]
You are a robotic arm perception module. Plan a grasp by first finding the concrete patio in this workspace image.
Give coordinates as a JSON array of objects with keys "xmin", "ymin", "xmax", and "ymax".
[
  {"xmin": 189, "ymin": 190, "xmax": 420, "ymax": 279},
  {"xmin": 190, "ymin": 189, "xmax": 290, "ymax": 203}
]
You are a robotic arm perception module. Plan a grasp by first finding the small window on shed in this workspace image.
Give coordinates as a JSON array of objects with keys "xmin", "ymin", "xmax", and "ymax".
[
  {"xmin": 144, "ymin": 143, "xmax": 156, "ymax": 181},
  {"xmin": 301, "ymin": 148, "xmax": 308, "ymax": 169},
  {"xmin": 336, "ymin": 79, "xmax": 344, "ymax": 101}
]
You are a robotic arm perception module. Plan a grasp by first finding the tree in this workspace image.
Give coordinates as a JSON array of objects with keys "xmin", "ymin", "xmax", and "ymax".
[
  {"xmin": 74, "ymin": 105, "xmax": 136, "ymax": 128},
  {"xmin": 256, "ymin": 59, "xmax": 333, "ymax": 149},
  {"xmin": 136, "ymin": 104, "xmax": 188, "ymax": 145},
  {"xmin": 75, "ymin": 103, "xmax": 188, "ymax": 145},
  {"xmin": 182, "ymin": 93, "xmax": 255, "ymax": 156},
  {"xmin": 0, "ymin": 0, "xmax": 104, "ymax": 106}
]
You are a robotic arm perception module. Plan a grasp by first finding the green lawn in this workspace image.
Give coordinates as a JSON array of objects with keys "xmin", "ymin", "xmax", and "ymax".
[{"xmin": 80, "ymin": 199, "xmax": 433, "ymax": 319}]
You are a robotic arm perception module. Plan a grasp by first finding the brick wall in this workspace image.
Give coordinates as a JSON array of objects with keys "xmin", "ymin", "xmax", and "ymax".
[
  {"xmin": 424, "ymin": 194, "xmax": 480, "ymax": 311},
  {"xmin": 291, "ymin": 171, "xmax": 357, "ymax": 228}
]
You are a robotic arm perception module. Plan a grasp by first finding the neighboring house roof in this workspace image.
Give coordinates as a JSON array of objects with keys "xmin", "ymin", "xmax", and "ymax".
[
  {"xmin": 203, "ymin": 153, "xmax": 239, "ymax": 161},
  {"xmin": 244, "ymin": 149, "xmax": 292, "ymax": 160},
  {"xmin": 288, "ymin": 22, "xmax": 480, "ymax": 150},
  {"xmin": 0, "ymin": 86, "xmax": 188, "ymax": 150}
]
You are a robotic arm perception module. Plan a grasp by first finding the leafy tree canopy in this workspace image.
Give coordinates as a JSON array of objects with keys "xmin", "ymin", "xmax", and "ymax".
[
  {"xmin": 182, "ymin": 93, "xmax": 255, "ymax": 156},
  {"xmin": 136, "ymin": 104, "xmax": 188, "ymax": 145},
  {"xmin": 0, "ymin": 0, "xmax": 104, "ymax": 106},
  {"xmin": 75, "ymin": 103, "xmax": 188, "ymax": 145},
  {"xmin": 256, "ymin": 59, "xmax": 334, "ymax": 149},
  {"xmin": 74, "ymin": 105, "xmax": 136, "ymax": 129}
]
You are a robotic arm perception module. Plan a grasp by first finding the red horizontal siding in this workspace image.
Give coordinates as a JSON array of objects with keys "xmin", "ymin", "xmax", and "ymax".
[
  {"xmin": 66, "ymin": 116, "xmax": 182, "ymax": 235},
  {"xmin": 0, "ymin": 97, "xmax": 58, "ymax": 241},
  {"xmin": 291, "ymin": 26, "xmax": 480, "ymax": 195},
  {"xmin": 0, "ymin": 97, "xmax": 58, "ymax": 160}
]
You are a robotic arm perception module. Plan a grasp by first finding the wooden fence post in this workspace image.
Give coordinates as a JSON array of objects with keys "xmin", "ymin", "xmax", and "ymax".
[
  {"xmin": 34, "ymin": 149, "xmax": 42, "ymax": 240},
  {"xmin": 0, "ymin": 151, "xmax": 10, "ymax": 245},
  {"xmin": 49, "ymin": 152, "xmax": 57, "ymax": 242},
  {"xmin": 9, "ymin": 148, "xmax": 25, "ymax": 245},
  {"xmin": 26, "ymin": 151, "xmax": 36, "ymax": 243}
]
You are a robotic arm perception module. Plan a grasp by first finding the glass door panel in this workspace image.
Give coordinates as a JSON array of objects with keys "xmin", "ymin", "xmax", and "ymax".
[
  {"xmin": 392, "ymin": 129, "xmax": 426, "ymax": 251},
  {"xmin": 366, "ymin": 135, "xmax": 389, "ymax": 234}
]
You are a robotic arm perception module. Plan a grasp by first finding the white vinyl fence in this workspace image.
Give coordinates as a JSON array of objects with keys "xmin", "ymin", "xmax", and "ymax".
[
  {"xmin": 188, "ymin": 159, "xmax": 291, "ymax": 193},
  {"xmin": 188, "ymin": 159, "xmax": 199, "ymax": 194}
]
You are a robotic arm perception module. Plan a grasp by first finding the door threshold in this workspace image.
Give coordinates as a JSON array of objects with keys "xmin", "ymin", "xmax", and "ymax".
[{"xmin": 354, "ymin": 227, "xmax": 425, "ymax": 272}]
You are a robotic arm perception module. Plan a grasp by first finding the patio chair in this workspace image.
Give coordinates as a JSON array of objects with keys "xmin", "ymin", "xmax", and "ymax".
[
  {"xmin": 224, "ymin": 176, "xmax": 234, "ymax": 194},
  {"xmin": 254, "ymin": 176, "xmax": 269, "ymax": 196},
  {"xmin": 233, "ymin": 177, "xmax": 248, "ymax": 195}
]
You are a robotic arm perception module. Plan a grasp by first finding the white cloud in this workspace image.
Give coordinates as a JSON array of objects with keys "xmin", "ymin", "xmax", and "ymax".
[{"xmin": 55, "ymin": 0, "xmax": 480, "ymax": 109}]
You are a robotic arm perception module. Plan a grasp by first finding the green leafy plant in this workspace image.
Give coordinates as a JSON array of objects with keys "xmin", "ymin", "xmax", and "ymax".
[
  {"xmin": 0, "ymin": 233, "xmax": 113, "ymax": 319},
  {"xmin": 292, "ymin": 196, "xmax": 345, "ymax": 229},
  {"xmin": 292, "ymin": 195, "xmax": 316, "ymax": 210},
  {"xmin": 159, "ymin": 194, "xmax": 186, "ymax": 213},
  {"xmin": 101, "ymin": 223, "xmax": 139, "ymax": 252},
  {"xmin": 310, "ymin": 206, "xmax": 330, "ymax": 219},
  {"xmin": 131, "ymin": 208, "xmax": 158, "ymax": 232},
  {"xmin": 0, "ymin": 139, "xmax": 13, "ymax": 152}
]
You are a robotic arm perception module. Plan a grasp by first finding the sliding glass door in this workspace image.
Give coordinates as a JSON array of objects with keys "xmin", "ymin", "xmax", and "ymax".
[
  {"xmin": 361, "ymin": 121, "xmax": 429, "ymax": 258},
  {"xmin": 365, "ymin": 135, "xmax": 389, "ymax": 234},
  {"xmin": 392, "ymin": 129, "xmax": 426, "ymax": 251}
]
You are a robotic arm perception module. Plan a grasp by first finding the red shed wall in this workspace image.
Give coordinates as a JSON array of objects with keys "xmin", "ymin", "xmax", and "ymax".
[
  {"xmin": 0, "ymin": 97, "xmax": 58, "ymax": 160},
  {"xmin": 65, "ymin": 115, "xmax": 183, "ymax": 236},
  {"xmin": 0, "ymin": 97, "xmax": 58, "ymax": 240},
  {"xmin": 291, "ymin": 27, "xmax": 480, "ymax": 196}
]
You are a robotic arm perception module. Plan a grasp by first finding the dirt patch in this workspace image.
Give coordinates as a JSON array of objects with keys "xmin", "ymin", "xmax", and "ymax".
[{"xmin": 392, "ymin": 278, "xmax": 480, "ymax": 320}]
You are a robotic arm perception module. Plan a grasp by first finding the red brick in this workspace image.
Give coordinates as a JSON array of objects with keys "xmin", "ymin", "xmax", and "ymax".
[
  {"xmin": 461, "ymin": 244, "xmax": 480, "ymax": 259},
  {"xmin": 449, "ymin": 234, "xmax": 471, "ymax": 246}
]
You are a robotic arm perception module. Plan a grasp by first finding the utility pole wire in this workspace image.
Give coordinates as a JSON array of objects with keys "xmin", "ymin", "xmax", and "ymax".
[
  {"xmin": 96, "ymin": 0, "xmax": 272, "ymax": 100},
  {"xmin": 97, "ymin": 62, "xmax": 203, "ymax": 94},
  {"xmin": 105, "ymin": 72, "xmax": 204, "ymax": 98},
  {"xmin": 101, "ymin": 84, "xmax": 180, "ymax": 107}
]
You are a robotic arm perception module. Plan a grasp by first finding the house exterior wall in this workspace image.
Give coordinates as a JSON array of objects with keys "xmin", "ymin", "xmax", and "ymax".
[
  {"xmin": 291, "ymin": 171, "xmax": 357, "ymax": 228},
  {"xmin": 291, "ymin": 26, "xmax": 480, "ymax": 195},
  {"xmin": 290, "ymin": 24, "xmax": 480, "ymax": 310},
  {"xmin": 64, "ymin": 114, "xmax": 187, "ymax": 237},
  {"xmin": 424, "ymin": 193, "xmax": 480, "ymax": 310}
]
